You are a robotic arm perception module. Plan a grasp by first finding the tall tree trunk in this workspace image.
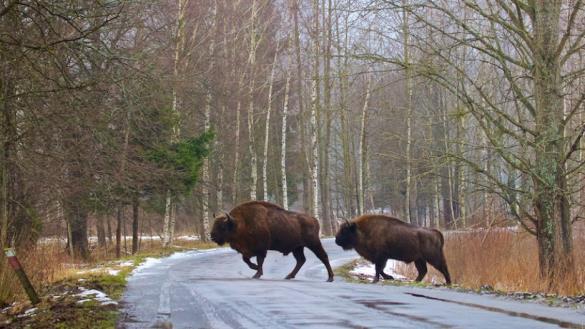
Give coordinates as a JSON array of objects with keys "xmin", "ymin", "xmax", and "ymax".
[
  {"xmin": 292, "ymin": 0, "xmax": 311, "ymax": 213},
  {"xmin": 319, "ymin": 0, "xmax": 334, "ymax": 235},
  {"xmin": 281, "ymin": 70, "xmax": 291, "ymax": 210},
  {"xmin": 403, "ymin": 0, "xmax": 413, "ymax": 223},
  {"xmin": 216, "ymin": 108, "xmax": 224, "ymax": 211},
  {"xmin": 337, "ymin": 10, "xmax": 354, "ymax": 218},
  {"xmin": 233, "ymin": 79, "xmax": 243, "ymax": 205},
  {"xmin": 262, "ymin": 44, "xmax": 279, "ymax": 201},
  {"xmin": 247, "ymin": 0, "xmax": 259, "ymax": 200},
  {"xmin": 201, "ymin": 0, "xmax": 218, "ymax": 242},
  {"xmin": 107, "ymin": 215, "xmax": 112, "ymax": 245},
  {"xmin": 358, "ymin": 75, "xmax": 371, "ymax": 215},
  {"xmin": 96, "ymin": 215, "xmax": 106, "ymax": 248},
  {"xmin": 309, "ymin": 0, "xmax": 321, "ymax": 224},
  {"xmin": 132, "ymin": 197, "xmax": 139, "ymax": 255},
  {"xmin": 532, "ymin": 0, "xmax": 574, "ymax": 286},
  {"xmin": 116, "ymin": 206, "xmax": 122, "ymax": 258},
  {"xmin": 163, "ymin": 0, "xmax": 188, "ymax": 247}
]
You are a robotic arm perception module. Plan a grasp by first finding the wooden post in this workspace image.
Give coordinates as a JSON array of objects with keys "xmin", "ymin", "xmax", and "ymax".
[{"xmin": 4, "ymin": 248, "xmax": 39, "ymax": 305}]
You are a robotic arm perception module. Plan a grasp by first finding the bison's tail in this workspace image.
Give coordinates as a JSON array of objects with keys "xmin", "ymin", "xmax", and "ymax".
[{"xmin": 432, "ymin": 229, "xmax": 445, "ymax": 247}]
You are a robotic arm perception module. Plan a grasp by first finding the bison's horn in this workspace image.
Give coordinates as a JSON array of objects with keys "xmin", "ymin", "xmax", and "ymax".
[{"xmin": 224, "ymin": 211, "xmax": 234, "ymax": 222}]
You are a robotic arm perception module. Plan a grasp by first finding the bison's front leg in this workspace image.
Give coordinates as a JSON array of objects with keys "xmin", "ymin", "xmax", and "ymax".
[
  {"xmin": 252, "ymin": 252, "xmax": 266, "ymax": 279},
  {"xmin": 373, "ymin": 260, "xmax": 387, "ymax": 283},
  {"xmin": 375, "ymin": 259, "xmax": 394, "ymax": 280},
  {"xmin": 242, "ymin": 255, "xmax": 258, "ymax": 270},
  {"xmin": 414, "ymin": 259, "xmax": 428, "ymax": 282}
]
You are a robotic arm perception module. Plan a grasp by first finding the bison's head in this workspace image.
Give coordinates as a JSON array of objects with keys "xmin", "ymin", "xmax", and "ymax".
[
  {"xmin": 210, "ymin": 212, "xmax": 236, "ymax": 245},
  {"xmin": 335, "ymin": 220, "xmax": 358, "ymax": 250}
]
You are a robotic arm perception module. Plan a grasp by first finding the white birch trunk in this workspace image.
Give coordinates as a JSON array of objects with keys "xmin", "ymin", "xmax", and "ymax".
[
  {"xmin": 248, "ymin": 0, "xmax": 258, "ymax": 200},
  {"xmin": 162, "ymin": 0, "xmax": 188, "ymax": 247},
  {"xmin": 201, "ymin": 0, "xmax": 217, "ymax": 242},
  {"xmin": 162, "ymin": 190, "xmax": 172, "ymax": 247},
  {"xmin": 403, "ymin": 1, "xmax": 413, "ymax": 223},
  {"xmin": 233, "ymin": 91, "xmax": 241, "ymax": 205},
  {"xmin": 310, "ymin": 0, "xmax": 320, "ymax": 223},
  {"xmin": 358, "ymin": 75, "xmax": 371, "ymax": 215},
  {"xmin": 262, "ymin": 45, "xmax": 279, "ymax": 201},
  {"xmin": 281, "ymin": 71, "xmax": 291, "ymax": 210}
]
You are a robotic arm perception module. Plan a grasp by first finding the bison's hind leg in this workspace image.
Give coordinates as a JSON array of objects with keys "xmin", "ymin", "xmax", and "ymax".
[
  {"xmin": 285, "ymin": 247, "xmax": 306, "ymax": 280},
  {"xmin": 242, "ymin": 256, "xmax": 258, "ymax": 270},
  {"xmin": 428, "ymin": 254, "xmax": 451, "ymax": 285},
  {"xmin": 252, "ymin": 251, "xmax": 267, "ymax": 279},
  {"xmin": 414, "ymin": 259, "xmax": 428, "ymax": 282},
  {"xmin": 307, "ymin": 243, "xmax": 334, "ymax": 282}
]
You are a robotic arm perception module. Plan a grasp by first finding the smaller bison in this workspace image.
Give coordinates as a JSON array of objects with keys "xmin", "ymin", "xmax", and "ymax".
[
  {"xmin": 335, "ymin": 214, "xmax": 451, "ymax": 284},
  {"xmin": 210, "ymin": 201, "xmax": 334, "ymax": 282}
]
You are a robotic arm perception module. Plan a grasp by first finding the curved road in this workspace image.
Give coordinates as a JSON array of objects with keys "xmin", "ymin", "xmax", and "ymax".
[{"xmin": 118, "ymin": 239, "xmax": 585, "ymax": 328}]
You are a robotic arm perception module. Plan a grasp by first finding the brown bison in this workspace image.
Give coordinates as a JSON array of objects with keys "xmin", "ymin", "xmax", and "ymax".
[
  {"xmin": 210, "ymin": 201, "xmax": 334, "ymax": 282},
  {"xmin": 335, "ymin": 214, "xmax": 451, "ymax": 284}
]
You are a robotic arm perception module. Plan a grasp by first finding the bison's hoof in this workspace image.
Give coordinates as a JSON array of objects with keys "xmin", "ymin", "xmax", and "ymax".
[
  {"xmin": 252, "ymin": 272, "xmax": 262, "ymax": 279},
  {"xmin": 372, "ymin": 278, "xmax": 379, "ymax": 284},
  {"xmin": 326, "ymin": 276, "xmax": 334, "ymax": 282},
  {"xmin": 285, "ymin": 274, "xmax": 295, "ymax": 280},
  {"xmin": 249, "ymin": 264, "xmax": 259, "ymax": 270}
]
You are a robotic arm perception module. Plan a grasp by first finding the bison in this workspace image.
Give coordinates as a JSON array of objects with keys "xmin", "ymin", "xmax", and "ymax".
[
  {"xmin": 210, "ymin": 201, "xmax": 334, "ymax": 282},
  {"xmin": 335, "ymin": 214, "xmax": 451, "ymax": 284}
]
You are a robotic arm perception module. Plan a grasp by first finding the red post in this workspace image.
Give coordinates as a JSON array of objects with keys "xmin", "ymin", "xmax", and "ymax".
[{"xmin": 4, "ymin": 248, "xmax": 40, "ymax": 305}]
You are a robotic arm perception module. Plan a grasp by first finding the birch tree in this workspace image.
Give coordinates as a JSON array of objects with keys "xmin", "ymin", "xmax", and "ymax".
[
  {"xmin": 262, "ymin": 43, "xmax": 279, "ymax": 201},
  {"xmin": 201, "ymin": 0, "xmax": 218, "ymax": 242},
  {"xmin": 162, "ymin": 0, "xmax": 189, "ymax": 248},
  {"xmin": 310, "ymin": 0, "xmax": 321, "ymax": 223},
  {"xmin": 281, "ymin": 69, "xmax": 291, "ymax": 209}
]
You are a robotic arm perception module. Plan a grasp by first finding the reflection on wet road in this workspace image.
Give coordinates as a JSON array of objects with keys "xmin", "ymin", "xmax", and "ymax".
[{"xmin": 118, "ymin": 239, "xmax": 585, "ymax": 328}]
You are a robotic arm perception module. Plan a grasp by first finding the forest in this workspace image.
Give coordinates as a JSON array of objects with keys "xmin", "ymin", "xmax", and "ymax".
[{"xmin": 0, "ymin": 0, "xmax": 584, "ymax": 302}]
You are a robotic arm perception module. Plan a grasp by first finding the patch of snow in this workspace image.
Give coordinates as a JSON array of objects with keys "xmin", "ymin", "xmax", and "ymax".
[
  {"xmin": 24, "ymin": 308, "xmax": 37, "ymax": 315},
  {"xmin": 176, "ymin": 235, "xmax": 200, "ymax": 241},
  {"xmin": 107, "ymin": 269, "xmax": 121, "ymax": 276},
  {"xmin": 350, "ymin": 260, "xmax": 407, "ymax": 280},
  {"xmin": 117, "ymin": 260, "xmax": 135, "ymax": 267},
  {"xmin": 76, "ymin": 287, "xmax": 118, "ymax": 306},
  {"xmin": 16, "ymin": 308, "xmax": 37, "ymax": 318},
  {"xmin": 132, "ymin": 257, "xmax": 162, "ymax": 273}
]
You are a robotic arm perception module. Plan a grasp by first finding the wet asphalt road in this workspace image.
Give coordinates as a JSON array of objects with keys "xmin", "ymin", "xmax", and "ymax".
[{"xmin": 118, "ymin": 239, "xmax": 585, "ymax": 329}]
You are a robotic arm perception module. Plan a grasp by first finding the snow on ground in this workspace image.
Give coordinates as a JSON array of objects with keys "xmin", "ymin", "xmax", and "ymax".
[
  {"xmin": 349, "ymin": 259, "xmax": 407, "ymax": 281},
  {"xmin": 76, "ymin": 287, "xmax": 117, "ymax": 306},
  {"xmin": 132, "ymin": 257, "xmax": 162, "ymax": 273},
  {"xmin": 107, "ymin": 269, "xmax": 120, "ymax": 276},
  {"xmin": 116, "ymin": 260, "xmax": 135, "ymax": 267}
]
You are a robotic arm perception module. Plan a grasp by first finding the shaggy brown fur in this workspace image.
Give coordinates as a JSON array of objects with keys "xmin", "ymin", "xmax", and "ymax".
[
  {"xmin": 335, "ymin": 214, "xmax": 451, "ymax": 284},
  {"xmin": 210, "ymin": 201, "xmax": 334, "ymax": 282}
]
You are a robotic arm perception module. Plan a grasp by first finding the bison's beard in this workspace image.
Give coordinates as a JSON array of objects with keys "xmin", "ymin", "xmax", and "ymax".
[{"xmin": 210, "ymin": 234, "xmax": 226, "ymax": 246}]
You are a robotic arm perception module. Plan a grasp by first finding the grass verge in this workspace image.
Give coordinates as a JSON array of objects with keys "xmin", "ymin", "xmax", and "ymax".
[{"xmin": 0, "ymin": 241, "xmax": 217, "ymax": 328}]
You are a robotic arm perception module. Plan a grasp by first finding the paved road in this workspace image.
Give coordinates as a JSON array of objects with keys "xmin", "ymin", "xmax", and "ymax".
[{"xmin": 118, "ymin": 239, "xmax": 585, "ymax": 328}]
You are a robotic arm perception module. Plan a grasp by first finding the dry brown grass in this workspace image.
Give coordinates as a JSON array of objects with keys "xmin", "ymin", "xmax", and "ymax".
[
  {"xmin": 396, "ymin": 226, "xmax": 585, "ymax": 296},
  {"xmin": 0, "ymin": 237, "xmax": 217, "ymax": 306}
]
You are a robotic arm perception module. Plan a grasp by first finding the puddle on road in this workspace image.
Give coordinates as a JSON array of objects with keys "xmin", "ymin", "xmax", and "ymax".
[
  {"xmin": 405, "ymin": 292, "xmax": 584, "ymax": 329},
  {"xmin": 343, "ymin": 297, "xmax": 451, "ymax": 327}
]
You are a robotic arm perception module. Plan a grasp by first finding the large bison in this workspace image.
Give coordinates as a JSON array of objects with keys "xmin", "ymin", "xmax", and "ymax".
[
  {"xmin": 210, "ymin": 201, "xmax": 334, "ymax": 282},
  {"xmin": 335, "ymin": 214, "xmax": 451, "ymax": 284}
]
